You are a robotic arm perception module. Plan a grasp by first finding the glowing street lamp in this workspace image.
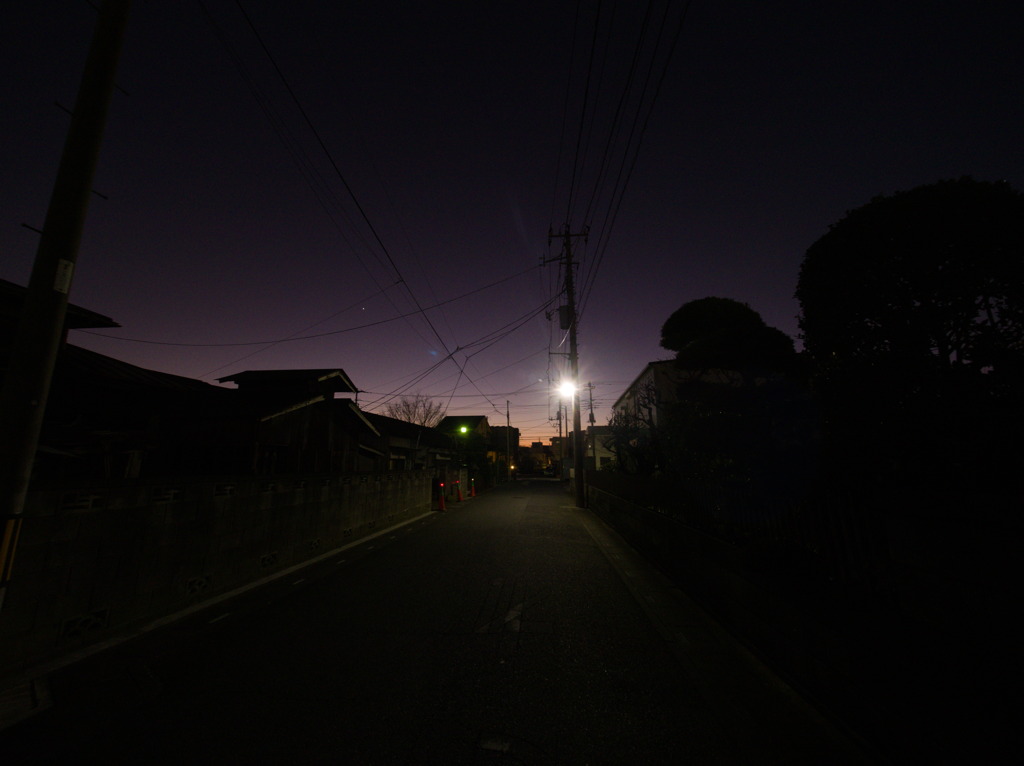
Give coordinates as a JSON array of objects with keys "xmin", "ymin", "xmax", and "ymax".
[{"xmin": 555, "ymin": 380, "xmax": 579, "ymax": 483}]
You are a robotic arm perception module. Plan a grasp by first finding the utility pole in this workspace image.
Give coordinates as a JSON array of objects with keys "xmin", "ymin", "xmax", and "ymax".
[
  {"xmin": 506, "ymin": 400, "xmax": 511, "ymax": 482},
  {"xmin": 549, "ymin": 226, "xmax": 588, "ymax": 508},
  {"xmin": 587, "ymin": 382, "xmax": 597, "ymax": 470},
  {"xmin": 556, "ymin": 404, "xmax": 563, "ymax": 477},
  {"xmin": 0, "ymin": 0, "xmax": 132, "ymax": 612}
]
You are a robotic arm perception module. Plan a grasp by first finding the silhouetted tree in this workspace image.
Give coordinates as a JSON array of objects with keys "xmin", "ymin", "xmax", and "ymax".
[
  {"xmin": 606, "ymin": 380, "xmax": 663, "ymax": 474},
  {"xmin": 798, "ymin": 178, "xmax": 1024, "ymax": 374},
  {"xmin": 660, "ymin": 297, "xmax": 796, "ymax": 383},
  {"xmin": 382, "ymin": 394, "xmax": 445, "ymax": 428},
  {"xmin": 676, "ymin": 299, "xmax": 808, "ymax": 503},
  {"xmin": 610, "ymin": 298, "xmax": 812, "ymax": 502},
  {"xmin": 796, "ymin": 177, "xmax": 1024, "ymax": 492}
]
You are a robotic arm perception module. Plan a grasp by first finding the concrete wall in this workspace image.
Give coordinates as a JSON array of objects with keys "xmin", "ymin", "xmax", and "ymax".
[
  {"xmin": 0, "ymin": 471, "xmax": 433, "ymax": 678},
  {"xmin": 586, "ymin": 486, "xmax": 876, "ymax": 737},
  {"xmin": 586, "ymin": 482, "xmax": 1018, "ymax": 759}
]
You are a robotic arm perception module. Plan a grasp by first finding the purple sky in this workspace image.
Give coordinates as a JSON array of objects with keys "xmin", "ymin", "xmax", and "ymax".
[{"xmin": 4, "ymin": 1, "xmax": 1022, "ymax": 444}]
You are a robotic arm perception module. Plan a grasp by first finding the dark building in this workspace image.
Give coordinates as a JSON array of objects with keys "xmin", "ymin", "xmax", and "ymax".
[
  {"xmin": 216, "ymin": 369, "xmax": 378, "ymax": 475},
  {"xmin": 2, "ymin": 279, "xmax": 249, "ymax": 482}
]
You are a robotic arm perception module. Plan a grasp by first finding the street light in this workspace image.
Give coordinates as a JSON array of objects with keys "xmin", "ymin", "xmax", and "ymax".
[{"xmin": 557, "ymin": 380, "xmax": 580, "ymax": 486}]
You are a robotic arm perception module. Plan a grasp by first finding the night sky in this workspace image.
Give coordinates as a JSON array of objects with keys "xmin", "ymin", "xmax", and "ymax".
[{"xmin": 3, "ymin": 1, "xmax": 1022, "ymax": 444}]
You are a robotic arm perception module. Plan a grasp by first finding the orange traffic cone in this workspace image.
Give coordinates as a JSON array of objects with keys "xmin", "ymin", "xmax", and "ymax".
[
  {"xmin": 470, "ymin": 479, "xmax": 476, "ymax": 498},
  {"xmin": 438, "ymin": 483, "xmax": 446, "ymax": 511},
  {"xmin": 456, "ymin": 480, "xmax": 463, "ymax": 502}
]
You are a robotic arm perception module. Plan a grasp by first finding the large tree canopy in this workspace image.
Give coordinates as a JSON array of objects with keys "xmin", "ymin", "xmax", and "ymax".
[
  {"xmin": 796, "ymin": 178, "xmax": 1024, "ymax": 490},
  {"xmin": 796, "ymin": 177, "xmax": 1024, "ymax": 375},
  {"xmin": 660, "ymin": 297, "xmax": 795, "ymax": 379}
]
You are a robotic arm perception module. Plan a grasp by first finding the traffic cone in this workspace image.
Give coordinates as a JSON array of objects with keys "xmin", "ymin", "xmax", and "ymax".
[
  {"xmin": 470, "ymin": 479, "xmax": 476, "ymax": 498},
  {"xmin": 456, "ymin": 480, "xmax": 464, "ymax": 502},
  {"xmin": 438, "ymin": 483, "xmax": 446, "ymax": 511}
]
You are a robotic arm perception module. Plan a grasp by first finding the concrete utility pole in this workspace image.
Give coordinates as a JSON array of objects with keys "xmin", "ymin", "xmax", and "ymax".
[
  {"xmin": 549, "ymin": 226, "xmax": 588, "ymax": 508},
  {"xmin": 557, "ymin": 405, "xmax": 563, "ymax": 476},
  {"xmin": 0, "ymin": 0, "xmax": 132, "ymax": 611},
  {"xmin": 588, "ymin": 382, "xmax": 597, "ymax": 469}
]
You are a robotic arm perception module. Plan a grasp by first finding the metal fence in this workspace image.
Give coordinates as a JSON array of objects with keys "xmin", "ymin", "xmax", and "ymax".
[{"xmin": 585, "ymin": 470, "xmax": 887, "ymax": 591}]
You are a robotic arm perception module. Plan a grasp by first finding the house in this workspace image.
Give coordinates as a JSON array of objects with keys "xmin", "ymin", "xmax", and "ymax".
[
  {"xmin": 613, "ymin": 359, "xmax": 783, "ymax": 428},
  {"xmin": 519, "ymin": 441, "xmax": 556, "ymax": 475},
  {"xmin": 3, "ymin": 275, "xmax": 388, "ymax": 482},
  {"xmin": 362, "ymin": 411, "xmax": 453, "ymax": 473},
  {"xmin": 488, "ymin": 425, "xmax": 520, "ymax": 476},
  {"xmin": 583, "ymin": 425, "xmax": 615, "ymax": 471},
  {"xmin": 2, "ymin": 279, "xmax": 250, "ymax": 482},
  {"xmin": 38, "ymin": 345, "xmax": 250, "ymax": 480},
  {"xmin": 216, "ymin": 369, "xmax": 378, "ymax": 475},
  {"xmin": 0, "ymin": 277, "xmax": 121, "ymax": 341},
  {"xmin": 611, "ymin": 360, "xmax": 687, "ymax": 428},
  {"xmin": 217, "ymin": 368, "xmax": 357, "ymax": 400},
  {"xmin": 437, "ymin": 415, "xmax": 496, "ymax": 486},
  {"xmin": 437, "ymin": 415, "xmax": 490, "ymax": 439}
]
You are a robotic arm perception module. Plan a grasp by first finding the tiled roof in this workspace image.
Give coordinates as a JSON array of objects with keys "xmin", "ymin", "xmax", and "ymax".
[
  {"xmin": 56, "ymin": 343, "xmax": 224, "ymax": 394},
  {"xmin": 0, "ymin": 278, "xmax": 120, "ymax": 330},
  {"xmin": 217, "ymin": 368, "xmax": 357, "ymax": 394}
]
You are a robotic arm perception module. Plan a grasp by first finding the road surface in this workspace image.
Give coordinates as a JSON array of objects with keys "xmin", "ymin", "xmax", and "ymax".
[{"xmin": 2, "ymin": 479, "xmax": 871, "ymax": 764}]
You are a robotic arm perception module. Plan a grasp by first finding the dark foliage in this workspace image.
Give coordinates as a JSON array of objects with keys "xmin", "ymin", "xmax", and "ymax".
[
  {"xmin": 796, "ymin": 177, "xmax": 1024, "ymax": 490},
  {"xmin": 660, "ymin": 296, "xmax": 796, "ymax": 381},
  {"xmin": 612, "ymin": 298, "xmax": 812, "ymax": 498},
  {"xmin": 798, "ymin": 177, "xmax": 1024, "ymax": 370},
  {"xmin": 661, "ymin": 374, "xmax": 819, "ymax": 504}
]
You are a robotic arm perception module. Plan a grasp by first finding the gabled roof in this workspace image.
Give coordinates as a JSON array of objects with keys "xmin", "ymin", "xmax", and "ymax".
[
  {"xmin": 0, "ymin": 278, "xmax": 120, "ymax": 330},
  {"xmin": 55, "ymin": 343, "xmax": 222, "ymax": 394},
  {"xmin": 40, "ymin": 343, "xmax": 244, "ymax": 432},
  {"xmin": 363, "ymin": 411, "xmax": 451, "ymax": 448},
  {"xmin": 217, "ymin": 368, "xmax": 357, "ymax": 395}
]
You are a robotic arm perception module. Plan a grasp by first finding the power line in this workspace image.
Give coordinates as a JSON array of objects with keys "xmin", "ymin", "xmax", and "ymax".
[
  {"xmin": 563, "ymin": 0, "xmax": 604, "ymax": 228},
  {"xmin": 358, "ymin": 297, "xmax": 557, "ymax": 412},
  {"xmin": 195, "ymin": 282, "xmax": 398, "ymax": 378},
  {"xmin": 75, "ymin": 264, "xmax": 541, "ymax": 347},
  {"xmin": 577, "ymin": 0, "xmax": 691, "ymax": 321},
  {"xmin": 232, "ymin": 0, "xmax": 398, "ymax": 285},
  {"xmin": 549, "ymin": 0, "xmax": 585, "ymax": 227},
  {"xmin": 198, "ymin": 0, "xmax": 400, "ymax": 296},
  {"xmin": 231, "ymin": 0, "xmax": 487, "ymax": 408}
]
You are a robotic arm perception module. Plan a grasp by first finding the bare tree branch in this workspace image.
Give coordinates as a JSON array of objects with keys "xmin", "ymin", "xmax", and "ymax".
[{"xmin": 382, "ymin": 394, "xmax": 445, "ymax": 428}]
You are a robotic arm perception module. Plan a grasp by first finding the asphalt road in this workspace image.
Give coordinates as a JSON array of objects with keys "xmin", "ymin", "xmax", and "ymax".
[{"xmin": 1, "ymin": 479, "xmax": 873, "ymax": 764}]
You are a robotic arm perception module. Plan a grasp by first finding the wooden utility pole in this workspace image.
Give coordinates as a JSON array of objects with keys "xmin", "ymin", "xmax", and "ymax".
[
  {"xmin": 0, "ymin": 0, "xmax": 132, "ymax": 611},
  {"xmin": 549, "ymin": 226, "xmax": 587, "ymax": 508}
]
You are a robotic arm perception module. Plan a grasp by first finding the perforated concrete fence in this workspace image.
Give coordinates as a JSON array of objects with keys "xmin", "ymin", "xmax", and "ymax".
[{"xmin": 0, "ymin": 471, "xmax": 432, "ymax": 678}]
